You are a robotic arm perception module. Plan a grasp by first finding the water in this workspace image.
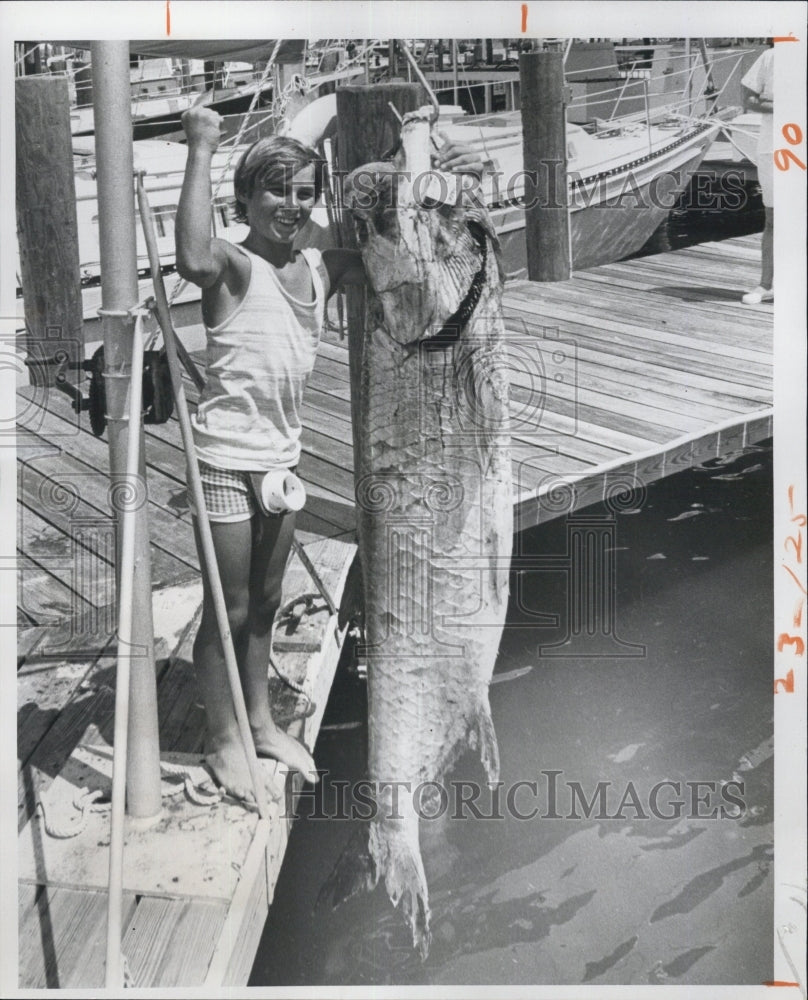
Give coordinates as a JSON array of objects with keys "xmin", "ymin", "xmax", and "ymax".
[
  {"xmin": 634, "ymin": 174, "xmax": 765, "ymax": 257},
  {"xmin": 249, "ymin": 188, "xmax": 772, "ymax": 987},
  {"xmin": 250, "ymin": 441, "xmax": 774, "ymax": 987}
]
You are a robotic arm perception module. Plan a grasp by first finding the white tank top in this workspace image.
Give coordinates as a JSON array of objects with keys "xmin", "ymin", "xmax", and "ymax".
[{"xmin": 191, "ymin": 245, "xmax": 326, "ymax": 470}]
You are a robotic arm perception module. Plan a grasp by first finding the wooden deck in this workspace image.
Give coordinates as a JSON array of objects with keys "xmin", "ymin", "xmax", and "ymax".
[
  {"xmin": 16, "ymin": 233, "xmax": 772, "ymax": 987},
  {"xmin": 17, "ymin": 534, "xmax": 357, "ymax": 988}
]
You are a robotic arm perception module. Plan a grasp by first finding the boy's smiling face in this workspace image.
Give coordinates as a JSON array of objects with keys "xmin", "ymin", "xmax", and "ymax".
[{"xmin": 244, "ymin": 163, "xmax": 317, "ymax": 245}]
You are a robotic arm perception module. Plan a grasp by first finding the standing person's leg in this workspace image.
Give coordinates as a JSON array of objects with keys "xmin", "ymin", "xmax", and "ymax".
[
  {"xmin": 244, "ymin": 510, "xmax": 318, "ymax": 782},
  {"xmin": 743, "ymin": 204, "xmax": 774, "ymax": 303},
  {"xmin": 744, "ymin": 118, "xmax": 774, "ymax": 304},
  {"xmin": 192, "ymin": 517, "xmax": 256, "ymax": 799},
  {"xmin": 761, "ymin": 205, "xmax": 773, "ymax": 290}
]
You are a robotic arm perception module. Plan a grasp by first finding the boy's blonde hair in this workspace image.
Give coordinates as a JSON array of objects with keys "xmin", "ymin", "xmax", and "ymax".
[{"xmin": 233, "ymin": 135, "xmax": 324, "ymax": 223}]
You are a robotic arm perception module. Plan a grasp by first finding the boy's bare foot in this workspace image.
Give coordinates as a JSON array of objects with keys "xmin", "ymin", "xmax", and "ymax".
[
  {"xmin": 253, "ymin": 724, "xmax": 319, "ymax": 785},
  {"xmin": 204, "ymin": 734, "xmax": 257, "ymax": 803}
]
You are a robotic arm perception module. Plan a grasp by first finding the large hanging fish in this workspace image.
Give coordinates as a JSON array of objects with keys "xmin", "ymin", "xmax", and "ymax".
[{"xmin": 325, "ymin": 110, "xmax": 513, "ymax": 958}]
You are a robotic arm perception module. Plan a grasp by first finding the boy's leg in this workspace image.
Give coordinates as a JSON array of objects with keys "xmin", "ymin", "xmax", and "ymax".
[
  {"xmin": 192, "ymin": 516, "xmax": 256, "ymax": 799},
  {"xmin": 244, "ymin": 510, "xmax": 318, "ymax": 783}
]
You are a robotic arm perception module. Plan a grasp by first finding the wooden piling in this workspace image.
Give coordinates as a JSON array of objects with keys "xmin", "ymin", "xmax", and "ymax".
[
  {"xmin": 15, "ymin": 75, "xmax": 84, "ymax": 386},
  {"xmin": 74, "ymin": 55, "xmax": 94, "ymax": 108},
  {"xmin": 519, "ymin": 51, "xmax": 571, "ymax": 282},
  {"xmin": 335, "ymin": 82, "xmax": 425, "ymax": 470}
]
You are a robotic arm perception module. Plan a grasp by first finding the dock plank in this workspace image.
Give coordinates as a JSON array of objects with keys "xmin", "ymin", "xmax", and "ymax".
[
  {"xmin": 503, "ymin": 303, "xmax": 772, "ymax": 390},
  {"xmin": 145, "ymin": 898, "xmax": 228, "ymax": 987},
  {"xmin": 504, "ymin": 289, "xmax": 772, "ymax": 371},
  {"xmin": 17, "ymin": 656, "xmax": 117, "ymax": 830},
  {"xmin": 122, "ymin": 895, "xmax": 228, "ymax": 988},
  {"xmin": 18, "ymin": 885, "xmax": 136, "ymax": 988},
  {"xmin": 17, "ymin": 661, "xmax": 99, "ymax": 767},
  {"xmin": 18, "ymin": 506, "xmax": 117, "ymax": 612}
]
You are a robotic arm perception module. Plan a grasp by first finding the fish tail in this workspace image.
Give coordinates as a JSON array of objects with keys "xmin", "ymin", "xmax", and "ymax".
[
  {"xmin": 370, "ymin": 818, "xmax": 432, "ymax": 960},
  {"xmin": 473, "ymin": 696, "xmax": 501, "ymax": 787}
]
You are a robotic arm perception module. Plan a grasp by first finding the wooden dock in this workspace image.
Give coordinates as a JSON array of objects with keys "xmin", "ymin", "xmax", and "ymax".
[{"xmin": 16, "ymin": 233, "xmax": 772, "ymax": 987}]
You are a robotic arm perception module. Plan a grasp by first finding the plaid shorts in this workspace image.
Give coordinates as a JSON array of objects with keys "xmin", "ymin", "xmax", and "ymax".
[{"xmin": 189, "ymin": 462, "xmax": 256, "ymax": 523}]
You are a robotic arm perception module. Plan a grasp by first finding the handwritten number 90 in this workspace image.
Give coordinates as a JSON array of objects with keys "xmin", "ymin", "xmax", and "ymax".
[{"xmin": 774, "ymin": 122, "xmax": 806, "ymax": 171}]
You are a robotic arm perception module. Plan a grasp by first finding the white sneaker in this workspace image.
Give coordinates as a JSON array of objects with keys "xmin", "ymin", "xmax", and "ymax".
[{"xmin": 742, "ymin": 285, "xmax": 774, "ymax": 304}]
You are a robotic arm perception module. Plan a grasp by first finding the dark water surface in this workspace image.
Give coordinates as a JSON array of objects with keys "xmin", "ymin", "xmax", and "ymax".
[
  {"xmin": 634, "ymin": 174, "xmax": 765, "ymax": 257},
  {"xmin": 251, "ymin": 438, "xmax": 774, "ymax": 987}
]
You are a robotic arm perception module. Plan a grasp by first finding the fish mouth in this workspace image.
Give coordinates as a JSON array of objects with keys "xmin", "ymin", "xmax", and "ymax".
[{"xmin": 346, "ymin": 163, "xmax": 494, "ymax": 347}]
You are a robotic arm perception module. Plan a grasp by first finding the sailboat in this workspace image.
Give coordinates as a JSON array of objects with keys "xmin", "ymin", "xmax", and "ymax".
[{"xmin": 437, "ymin": 107, "xmax": 724, "ymax": 273}]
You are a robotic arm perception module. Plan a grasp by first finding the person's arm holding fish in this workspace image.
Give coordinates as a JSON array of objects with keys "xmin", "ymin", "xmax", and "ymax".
[{"xmin": 322, "ymin": 134, "xmax": 487, "ymax": 293}]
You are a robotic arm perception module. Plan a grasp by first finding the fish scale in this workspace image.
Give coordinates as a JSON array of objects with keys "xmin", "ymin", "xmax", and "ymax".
[{"xmin": 324, "ymin": 110, "xmax": 513, "ymax": 958}]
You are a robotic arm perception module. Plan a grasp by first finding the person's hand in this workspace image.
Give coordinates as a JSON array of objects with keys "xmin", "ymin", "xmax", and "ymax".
[
  {"xmin": 182, "ymin": 105, "xmax": 224, "ymax": 152},
  {"xmin": 432, "ymin": 131, "xmax": 486, "ymax": 178}
]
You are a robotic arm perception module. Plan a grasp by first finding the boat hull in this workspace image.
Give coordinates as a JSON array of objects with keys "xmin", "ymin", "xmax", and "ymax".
[{"xmin": 491, "ymin": 122, "xmax": 719, "ymax": 274}]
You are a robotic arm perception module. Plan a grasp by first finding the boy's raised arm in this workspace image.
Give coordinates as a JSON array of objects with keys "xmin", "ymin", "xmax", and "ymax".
[{"xmin": 176, "ymin": 106, "xmax": 231, "ymax": 287}]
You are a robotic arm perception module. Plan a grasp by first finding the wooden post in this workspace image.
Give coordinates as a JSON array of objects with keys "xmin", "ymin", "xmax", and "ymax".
[
  {"xmin": 91, "ymin": 41, "xmax": 162, "ymax": 820},
  {"xmin": 15, "ymin": 75, "xmax": 84, "ymax": 386},
  {"xmin": 388, "ymin": 39, "xmax": 399, "ymax": 79},
  {"xmin": 519, "ymin": 51, "xmax": 571, "ymax": 282},
  {"xmin": 335, "ymin": 83, "xmax": 425, "ymax": 477},
  {"xmin": 74, "ymin": 54, "xmax": 93, "ymax": 108},
  {"xmin": 21, "ymin": 41, "xmax": 43, "ymax": 75}
]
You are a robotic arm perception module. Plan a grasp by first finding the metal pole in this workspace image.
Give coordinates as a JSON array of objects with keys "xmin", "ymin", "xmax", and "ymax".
[
  {"xmin": 104, "ymin": 312, "xmax": 145, "ymax": 990},
  {"xmin": 91, "ymin": 41, "xmax": 162, "ymax": 821},
  {"xmin": 452, "ymin": 40, "xmax": 459, "ymax": 105}
]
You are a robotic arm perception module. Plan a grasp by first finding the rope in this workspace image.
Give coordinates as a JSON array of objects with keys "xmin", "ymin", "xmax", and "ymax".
[
  {"xmin": 36, "ymin": 788, "xmax": 107, "ymax": 839},
  {"xmin": 269, "ymin": 653, "xmax": 310, "ymax": 701},
  {"xmin": 34, "ymin": 758, "xmax": 225, "ymax": 841}
]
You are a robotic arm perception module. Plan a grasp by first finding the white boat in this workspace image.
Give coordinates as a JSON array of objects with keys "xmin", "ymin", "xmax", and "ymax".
[{"xmin": 437, "ymin": 107, "xmax": 723, "ymax": 273}]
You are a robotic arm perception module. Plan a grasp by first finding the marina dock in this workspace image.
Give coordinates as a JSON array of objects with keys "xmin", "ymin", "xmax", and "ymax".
[{"xmin": 16, "ymin": 233, "xmax": 772, "ymax": 987}]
